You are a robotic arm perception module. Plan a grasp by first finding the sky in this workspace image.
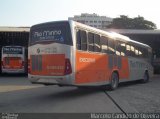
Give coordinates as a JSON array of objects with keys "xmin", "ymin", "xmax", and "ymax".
[{"xmin": 0, "ymin": 0, "xmax": 160, "ymax": 29}]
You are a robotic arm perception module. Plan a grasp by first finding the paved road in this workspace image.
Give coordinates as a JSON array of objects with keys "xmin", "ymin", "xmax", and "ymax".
[
  {"xmin": 0, "ymin": 76, "xmax": 42, "ymax": 93},
  {"xmin": 0, "ymin": 75, "xmax": 160, "ymax": 114},
  {"xmin": 107, "ymin": 75, "xmax": 160, "ymax": 113},
  {"xmin": 0, "ymin": 76, "xmax": 121, "ymax": 113}
]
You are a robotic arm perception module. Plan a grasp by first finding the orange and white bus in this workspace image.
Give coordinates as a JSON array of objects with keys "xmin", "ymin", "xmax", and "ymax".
[
  {"xmin": 28, "ymin": 20, "xmax": 153, "ymax": 90},
  {"xmin": 1, "ymin": 46, "xmax": 26, "ymax": 74}
]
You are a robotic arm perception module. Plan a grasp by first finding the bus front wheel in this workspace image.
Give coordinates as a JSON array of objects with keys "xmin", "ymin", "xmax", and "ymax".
[{"xmin": 109, "ymin": 72, "xmax": 119, "ymax": 90}]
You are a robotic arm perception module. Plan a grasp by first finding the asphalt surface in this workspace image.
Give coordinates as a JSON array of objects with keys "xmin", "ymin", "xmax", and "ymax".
[
  {"xmin": 0, "ymin": 76, "xmax": 121, "ymax": 113},
  {"xmin": 108, "ymin": 75, "xmax": 160, "ymax": 113},
  {"xmin": 0, "ymin": 75, "xmax": 160, "ymax": 114}
]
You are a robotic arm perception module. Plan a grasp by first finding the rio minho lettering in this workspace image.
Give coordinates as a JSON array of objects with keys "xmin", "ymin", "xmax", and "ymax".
[
  {"xmin": 34, "ymin": 30, "xmax": 61, "ymax": 38},
  {"xmin": 4, "ymin": 47, "xmax": 22, "ymax": 52}
]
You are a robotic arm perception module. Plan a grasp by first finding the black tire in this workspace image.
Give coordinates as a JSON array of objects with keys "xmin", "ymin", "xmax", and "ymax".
[
  {"xmin": 109, "ymin": 72, "xmax": 119, "ymax": 90},
  {"xmin": 141, "ymin": 71, "xmax": 149, "ymax": 83}
]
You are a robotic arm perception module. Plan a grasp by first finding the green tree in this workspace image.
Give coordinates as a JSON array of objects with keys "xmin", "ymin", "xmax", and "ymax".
[{"xmin": 108, "ymin": 15, "xmax": 157, "ymax": 29}]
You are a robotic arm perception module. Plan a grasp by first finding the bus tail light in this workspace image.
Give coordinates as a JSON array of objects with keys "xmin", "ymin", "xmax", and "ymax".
[
  {"xmin": 64, "ymin": 58, "xmax": 72, "ymax": 75},
  {"xmin": 28, "ymin": 59, "xmax": 31, "ymax": 74}
]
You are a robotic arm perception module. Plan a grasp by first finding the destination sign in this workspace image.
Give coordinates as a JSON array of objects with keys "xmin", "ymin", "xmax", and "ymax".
[{"xmin": 3, "ymin": 47, "xmax": 22, "ymax": 54}]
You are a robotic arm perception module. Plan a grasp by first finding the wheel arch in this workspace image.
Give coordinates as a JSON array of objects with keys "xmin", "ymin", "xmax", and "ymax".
[
  {"xmin": 109, "ymin": 70, "xmax": 119, "ymax": 90},
  {"xmin": 111, "ymin": 70, "xmax": 119, "ymax": 81}
]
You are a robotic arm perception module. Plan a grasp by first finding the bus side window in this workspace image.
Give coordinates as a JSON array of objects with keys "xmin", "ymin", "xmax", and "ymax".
[
  {"xmin": 140, "ymin": 47, "xmax": 148, "ymax": 59},
  {"xmin": 126, "ymin": 44, "xmax": 131, "ymax": 56},
  {"xmin": 100, "ymin": 36, "xmax": 108, "ymax": 53},
  {"xmin": 138, "ymin": 48, "xmax": 143, "ymax": 58},
  {"xmin": 76, "ymin": 30, "xmax": 81, "ymax": 50},
  {"xmin": 94, "ymin": 34, "xmax": 101, "ymax": 52},
  {"xmin": 138, "ymin": 47, "xmax": 145, "ymax": 58},
  {"xmin": 88, "ymin": 32, "xmax": 94, "ymax": 51},
  {"xmin": 148, "ymin": 48, "xmax": 152, "ymax": 62},
  {"xmin": 76, "ymin": 30, "xmax": 87, "ymax": 51},
  {"xmin": 135, "ymin": 47, "xmax": 139, "ymax": 57},
  {"xmin": 80, "ymin": 30, "xmax": 87, "ymax": 51},
  {"xmin": 116, "ymin": 41, "xmax": 126, "ymax": 56},
  {"xmin": 127, "ymin": 44, "xmax": 136, "ymax": 57},
  {"xmin": 108, "ymin": 38, "xmax": 115, "ymax": 54},
  {"xmin": 144, "ymin": 48, "xmax": 148, "ymax": 59},
  {"xmin": 130, "ymin": 44, "xmax": 136, "ymax": 57}
]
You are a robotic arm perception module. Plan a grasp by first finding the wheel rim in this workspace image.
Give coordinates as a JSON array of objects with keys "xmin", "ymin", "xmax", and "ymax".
[
  {"xmin": 111, "ymin": 73, "xmax": 118, "ymax": 88},
  {"xmin": 144, "ymin": 73, "xmax": 148, "ymax": 81}
]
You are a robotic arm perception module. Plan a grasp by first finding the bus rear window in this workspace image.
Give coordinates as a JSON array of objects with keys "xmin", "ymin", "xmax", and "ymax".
[{"xmin": 30, "ymin": 22, "xmax": 72, "ymax": 46}]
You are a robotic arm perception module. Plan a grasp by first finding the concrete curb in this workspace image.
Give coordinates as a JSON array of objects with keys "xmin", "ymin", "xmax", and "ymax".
[{"xmin": 0, "ymin": 85, "xmax": 43, "ymax": 93}]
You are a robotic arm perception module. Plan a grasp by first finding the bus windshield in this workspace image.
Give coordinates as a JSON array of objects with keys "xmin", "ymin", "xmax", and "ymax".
[
  {"xmin": 29, "ymin": 21, "xmax": 72, "ymax": 46},
  {"xmin": 3, "ymin": 47, "xmax": 22, "ymax": 54}
]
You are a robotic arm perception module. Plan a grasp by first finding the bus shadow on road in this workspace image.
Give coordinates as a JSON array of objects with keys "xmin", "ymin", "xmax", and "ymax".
[
  {"xmin": 49, "ymin": 87, "xmax": 103, "ymax": 99},
  {"xmin": 117, "ymin": 80, "xmax": 146, "ymax": 89},
  {"xmin": 47, "ymin": 80, "xmax": 145, "ymax": 98}
]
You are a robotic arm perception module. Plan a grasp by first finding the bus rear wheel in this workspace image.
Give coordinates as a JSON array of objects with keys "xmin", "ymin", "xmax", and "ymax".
[
  {"xmin": 141, "ymin": 71, "xmax": 149, "ymax": 83},
  {"xmin": 109, "ymin": 72, "xmax": 119, "ymax": 90}
]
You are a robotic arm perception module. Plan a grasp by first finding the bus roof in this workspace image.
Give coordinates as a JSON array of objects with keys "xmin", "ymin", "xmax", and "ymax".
[
  {"xmin": 31, "ymin": 21, "xmax": 69, "ymax": 29},
  {"xmin": 71, "ymin": 20, "xmax": 151, "ymax": 49},
  {"xmin": 109, "ymin": 32, "xmax": 151, "ymax": 49},
  {"xmin": 31, "ymin": 20, "xmax": 151, "ymax": 49}
]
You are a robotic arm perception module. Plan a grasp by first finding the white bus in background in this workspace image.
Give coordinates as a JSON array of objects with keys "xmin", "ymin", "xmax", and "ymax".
[{"xmin": 1, "ymin": 46, "xmax": 26, "ymax": 74}]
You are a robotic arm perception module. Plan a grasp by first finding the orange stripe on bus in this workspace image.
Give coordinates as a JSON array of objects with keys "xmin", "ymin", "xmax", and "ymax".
[
  {"xmin": 75, "ymin": 51, "xmax": 129, "ymax": 84},
  {"xmin": 75, "ymin": 51, "xmax": 110, "ymax": 84},
  {"xmin": 31, "ymin": 54, "xmax": 65, "ymax": 76},
  {"xmin": 119, "ymin": 57, "xmax": 129, "ymax": 79}
]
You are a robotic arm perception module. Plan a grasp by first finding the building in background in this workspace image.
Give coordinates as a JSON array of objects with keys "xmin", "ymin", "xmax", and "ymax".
[{"xmin": 68, "ymin": 13, "xmax": 112, "ymax": 29}]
